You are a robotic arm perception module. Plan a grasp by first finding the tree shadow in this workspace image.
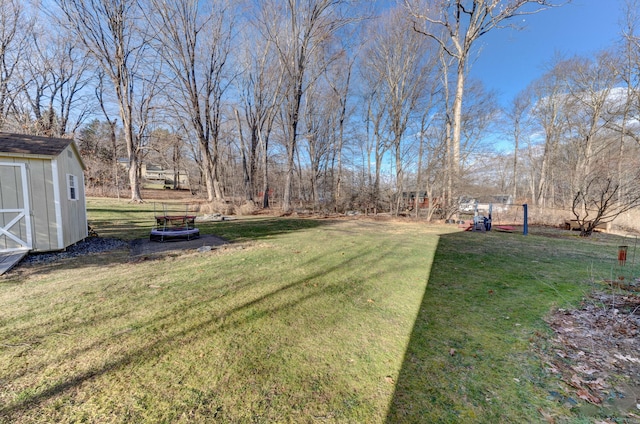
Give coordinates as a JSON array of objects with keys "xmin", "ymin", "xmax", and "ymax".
[
  {"xmin": 2, "ymin": 218, "xmax": 335, "ymax": 278},
  {"xmin": 385, "ymin": 231, "xmax": 475, "ymax": 423},
  {"xmin": 0, "ymin": 232, "xmax": 402, "ymax": 421},
  {"xmin": 200, "ymin": 217, "xmax": 338, "ymax": 242},
  {"xmin": 384, "ymin": 228, "xmax": 593, "ymax": 422}
]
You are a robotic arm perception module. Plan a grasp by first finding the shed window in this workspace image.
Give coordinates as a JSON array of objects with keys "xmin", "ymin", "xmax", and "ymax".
[{"xmin": 67, "ymin": 174, "xmax": 78, "ymax": 200}]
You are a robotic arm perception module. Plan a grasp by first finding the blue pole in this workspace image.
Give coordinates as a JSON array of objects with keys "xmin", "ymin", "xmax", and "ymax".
[{"xmin": 523, "ymin": 204, "xmax": 528, "ymax": 235}]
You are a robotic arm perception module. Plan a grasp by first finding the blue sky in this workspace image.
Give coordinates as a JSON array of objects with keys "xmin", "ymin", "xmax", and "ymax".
[{"xmin": 468, "ymin": 0, "xmax": 625, "ymax": 106}]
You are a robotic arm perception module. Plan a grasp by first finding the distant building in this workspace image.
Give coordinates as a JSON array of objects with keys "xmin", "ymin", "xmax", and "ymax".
[
  {"xmin": 118, "ymin": 159, "xmax": 190, "ymax": 189},
  {"xmin": 141, "ymin": 163, "xmax": 190, "ymax": 189},
  {"xmin": 459, "ymin": 195, "xmax": 514, "ymax": 213},
  {"xmin": 402, "ymin": 192, "xmax": 442, "ymax": 209}
]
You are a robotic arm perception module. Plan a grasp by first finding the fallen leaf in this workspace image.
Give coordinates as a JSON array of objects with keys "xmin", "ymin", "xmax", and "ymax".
[
  {"xmin": 569, "ymin": 374, "xmax": 584, "ymax": 388},
  {"xmin": 614, "ymin": 353, "xmax": 640, "ymax": 363},
  {"xmin": 586, "ymin": 377, "xmax": 607, "ymax": 390},
  {"xmin": 576, "ymin": 388, "xmax": 601, "ymax": 404},
  {"xmin": 449, "ymin": 348, "xmax": 456, "ymax": 356},
  {"xmin": 538, "ymin": 408, "xmax": 555, "ymax": 424},
  {"xmin": 571, "ymin": 365, "xmax": 598, "ymax": 375}
]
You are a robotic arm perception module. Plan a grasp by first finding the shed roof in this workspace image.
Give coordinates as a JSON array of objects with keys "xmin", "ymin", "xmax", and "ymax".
[
  {"xmin": 0, "ymin": 132, "xmax": 75, "ymax": 156},
  {"xmin": 0, "ymin": 132, "xmax": 85, "ymax": 170}
]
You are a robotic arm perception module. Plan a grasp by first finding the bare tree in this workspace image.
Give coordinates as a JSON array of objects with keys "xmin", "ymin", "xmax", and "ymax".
[
  {"xmin": 610, "ymin": 0, "xmax": 640, "ymax": 205},
  {"xmin": 53, "ymin": 0, "xmax": 150, "ymax": 202},
  {"xmin": 147, "ymin": 0, "xmax": 234, "ymax": 202},
  {"xmin": 323, "ymin": 47, "xmax": 354, "ymax": 212},
  {"xmin": 458, "ymin": 79, "xmax": 499, "ymax": 175},
  {"xmin": 144, "ymin": 127, "xmax": 185, "ymax": 189},
  {"xmin": 413, "ymin": 92, "xmax": 445, "ymax": 220},
  {"xmin": 301, "ymin": 61, "xmax": 351, "ymax": 211},
  {"xmin": 236, "ymin": 25, "xmax": 285, "ymax": 208},
  {"xmin": 51, "ymin": 40, "xmax": 94, "ymax": 136},
  {"xmin": 563, "ymin": 52, "xmax": 620, "ymax": 216},
  {"xmin": 572, "ymin": 162, "xmax": 640, "ymax": 237},
  {"xmin": 95, "ymin": 70, "xmax": 122, "ymax": 198},
  {"xmin": 360, "ymin": 68, "xmax": 389, "ymax": 214},
  {"xmin": 361, "ymin": 7, "xmax": 433, "ymax": 216},
  {"xmin": 0, "ymin": 0, "xmax": 30, "ymax": 131},
  {"xmin": 404, "ymin": 0, "xmax": 565, "ymax": 212},
  {"xmin": 504, "ymin": 89, "xmax": 532, "ymax": 202},
  {"xmin": 77, "ymin": 119, "xmax": 126, "ymax": 195},
  {"xmin": 529, "ymin": 60, "xmax": 571, "ymax": 207},
  {"xmin": 17, "ymin": 30, "xmax": 94, "ymax": 137},
  {"xmin": 260, "ymin": 0, "xmax": 355, "ymax": 213}
]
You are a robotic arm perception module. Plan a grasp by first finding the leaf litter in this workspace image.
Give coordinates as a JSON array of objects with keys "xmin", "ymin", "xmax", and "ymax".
[{"xmin": 534, "ymin": 281, "xmax": 640, "ymax": 421}]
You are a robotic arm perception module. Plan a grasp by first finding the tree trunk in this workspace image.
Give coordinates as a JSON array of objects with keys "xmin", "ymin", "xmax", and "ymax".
[
  {"xmin": 235, "ymin": 108, "xmax": 252, "ymax": 201},
  {"xmin": 259, "ymin": 128, "xmax": 270, "ymax": 209},
  {"xmin": 394, "ymin": 136, "xmax": 403, "ymax": 216},
  {"xmin": 282, "ymin": 141, "xmax": 295, "ymax": 213}
]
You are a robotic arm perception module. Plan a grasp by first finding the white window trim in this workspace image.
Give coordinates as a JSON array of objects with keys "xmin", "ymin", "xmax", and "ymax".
[{"xmin": 67, "ymin": 173, "xmax": 78, "ymax": 201}]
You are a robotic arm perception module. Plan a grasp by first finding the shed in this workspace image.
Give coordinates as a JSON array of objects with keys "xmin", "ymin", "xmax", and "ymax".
[{"xmin": 0, "ymin": 133, "xmax": 87, "ymax": 259}]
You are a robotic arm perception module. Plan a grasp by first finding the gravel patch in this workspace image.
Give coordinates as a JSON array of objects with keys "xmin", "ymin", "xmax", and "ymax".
[
  {"xmin": 130, "ymin": 234, "xmax": 227, "ymax": 256},
  {"xmin": 22, "ymin": 237, "xmax": 130, "ymax": 265},
  {"xmin": 19, "ymin": 233, "xmax": 227, "ymax": 267}
]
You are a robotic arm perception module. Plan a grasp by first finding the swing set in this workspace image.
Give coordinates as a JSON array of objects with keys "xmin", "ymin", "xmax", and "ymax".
[{"xmin": 464, "ymin": 202, "xmax": 529, "ymax": 235}]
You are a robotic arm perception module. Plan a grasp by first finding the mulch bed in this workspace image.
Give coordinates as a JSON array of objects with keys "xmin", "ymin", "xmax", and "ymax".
[{"xmin": 534, "ymin": 280, "xmax": 640, "ymax": 421}]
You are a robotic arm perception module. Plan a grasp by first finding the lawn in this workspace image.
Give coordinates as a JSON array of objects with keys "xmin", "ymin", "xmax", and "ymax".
[{"xmin": 0, "ymin": 198, "xmax": 632, "ymax": 423}]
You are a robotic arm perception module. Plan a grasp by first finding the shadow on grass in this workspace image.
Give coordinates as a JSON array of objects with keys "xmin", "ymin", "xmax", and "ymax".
[
  {"xmin": 384, "ymin": 228, "xmax": 619, "ymax": 422},
  {"xmin": 385, "ymin": 231, "xmax": 459, "ymax": 423},
  {"xmin": 7, "ymin": 218, "xmax": 334, "ymax": 278},
  {"xmin": 385, "ymin": 230, "xmax": 548, "ymax": 422},
  {"xmin": 201, "ymin": 217, "xmax": 336, "ymax": 242},
  {"xmin": 89, "ymin": 217, "xmax": 334, "ymax": 242},
  {"xmin": 0, "ymin": 235, "xmax": 398, "ymax": 421}
]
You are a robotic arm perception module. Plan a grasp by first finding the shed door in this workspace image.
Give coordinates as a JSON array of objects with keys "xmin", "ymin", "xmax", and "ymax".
[{"xmin": 0, "ymin": 162, "xmax": 32, "ymax": 252}]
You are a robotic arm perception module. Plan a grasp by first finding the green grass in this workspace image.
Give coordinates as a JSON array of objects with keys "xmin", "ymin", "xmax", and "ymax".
[
  {"xmin": 0, "ymin": 199, "xmax": 632, "ymax": 423},
  {"xmin": 386, "ymin": 229, "xmax": 626, "ymax": 423},
  {"xmin": 87, "ymin": 197, "xmax": 160, "ymax": 240}
]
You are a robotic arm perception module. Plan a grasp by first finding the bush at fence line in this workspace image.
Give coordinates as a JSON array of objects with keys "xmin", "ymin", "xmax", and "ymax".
[
  {"xmin": 527, "ymin": 207, "xmax": 567, "ymax": 227},
  {"xmin": 610, "ymin": 210, "xmax": 640, "ymax": 234},
  {"xmin": 236, "ymin": 201, "xmax": 257, "ymax": 216},
  {"xmin": 197, "ymin": 200, "xmax": 234, "ymax": 216},
  {"xmin": 524, "ymin": 207, "xmax": 640, "ymax": 234}
]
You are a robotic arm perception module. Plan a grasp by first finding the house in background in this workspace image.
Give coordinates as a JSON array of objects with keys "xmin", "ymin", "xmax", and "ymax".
[
  {"xmin": 0, "ymin": 133, "xmax": 87, "ymax": 262},
  {"xmin": 459, "ymin": 194, "xmax": 514, "ymax": 213},
  {"xmin": 402, "ymin": 191, "xmax": 442, "ymax": 210},
  {"xmin": 118, "ymin": 159, "xmax": 191, "ymax": 190},
  {"xmin": 141, "ymin": 163, "xmax": 190, "ymax": 189}
]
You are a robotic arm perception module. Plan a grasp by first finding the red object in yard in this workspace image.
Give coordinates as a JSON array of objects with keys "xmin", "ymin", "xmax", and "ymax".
[
  {"xmin": 494, "ymin": 225, "xmax": 515, "ymax": 232},
  {"xmin": 618, "ymin": 246, "xmax": 628, "ymax": 265}
]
